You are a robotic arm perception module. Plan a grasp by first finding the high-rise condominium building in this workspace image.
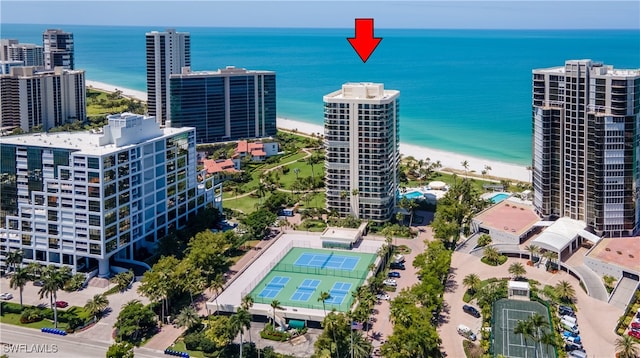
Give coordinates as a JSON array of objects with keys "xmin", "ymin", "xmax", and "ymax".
[
  {"xmin": 0, "ymin": 66, "xmax": 86, "ymax": 132},
  {"xmin": 324, "ymin": 83, "xmax": 400, "ymax": 222},
  {"xmin": 170, "ymin": 66, "xmax": 277, "ymax": 143},
  {"xmin": 0, "ymin": 39, "xmax": 44, "ymax": 68},
  {"xmin": 0, "ymin": 113, "xmax": 222, "ymax": 276},
  {"xmin": 42, "ymin": 29, "xmax": 74, "ymax": 70},
  {"xmin": 146, "ymin": 29, "xmax": 191, "ymax": 127},
  {"xmin": 532, "ymin": 59, "xmax": 640, "ymax": 237}
]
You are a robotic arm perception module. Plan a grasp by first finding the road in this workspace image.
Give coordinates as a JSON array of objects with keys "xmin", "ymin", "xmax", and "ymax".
[{"xmin": 0, "ymin": 324, "xmax": 164, "ymax": 358}]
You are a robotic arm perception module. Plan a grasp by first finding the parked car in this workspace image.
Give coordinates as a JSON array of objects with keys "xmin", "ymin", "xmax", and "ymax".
[
  {"xmin": 562, "ymin": 330, "xmax": 579, "ymax": 338},
  {"xmin": 390, "ymin": 263, "xmax": 405, "ymax": 270},
  {"xmin": 629, "ymin": 330, "xmax": 640, "ymax": 339},
  {"xmin": 388, "ymin": 271, "xmax": 401, "ymax": 278},
  {"xmin": 564, "ymin": 335, "xmax": 581, "ymax": 344},
  {"xmin": 55, "ymin": 301, "xmax": 68, "ymax": 308},
  {"xmin": 376, "ymin": 293, "xmax": 391, "ymax": 301},
  {"xmin": 559, "ymin": 305, "xmax": 575, "ymax": 316},
  {"xmin": 457, "ymin": 324, "xmax": 476, "ymax": 341},
  {"xmin": 393, "ymin": 254, "xmax": 405, "ymax": 264},
  {"xmin": 33, "ymin": 280, "xmax": 44, "ymax": 287},
  {"xmin": 630, "ymin": 322, "xmax": 640, "ymax": 330},
  {"xmin": 564, "ymin": 342, "xmax": 583, "ymax": 352},
  {"xmin": 568, "ymin": 350, "xmax": 587, "ymax": 358},
  {"xmin": 462, "ymin": 305, "xmax": 481, "ymax": 318},
  {"xmin": 0, "ymin": 292, "xmax": 13, "ymax": 300},
  {"xmin": 383, "ymin": 279, "xmax": 397, "ymax": 287}
]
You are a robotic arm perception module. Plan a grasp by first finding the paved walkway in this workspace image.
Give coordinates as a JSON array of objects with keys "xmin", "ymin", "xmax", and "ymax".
[
  {"xmin": 609, "ymin": 277, "xmax": 639, "ymax": 310},
  {"xmin": 439, "ymin": 253, "xmax": 622, "ymax": 358},
  {"xmin": 571, "ymin": 264, "xmax": 609, "ymax": 301}
]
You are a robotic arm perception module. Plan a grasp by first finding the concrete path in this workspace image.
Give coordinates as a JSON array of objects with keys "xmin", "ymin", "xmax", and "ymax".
[
  {"xmin": 439, "ymin": 253, "xmax": 622, "ymax": 358},
  {"xmin": 609, "ymin": 277, "xmax": 639, "ymax": 310},
  {"xmin": 572, "ymin": 264, "xmax": 609, "ymax": 301}
]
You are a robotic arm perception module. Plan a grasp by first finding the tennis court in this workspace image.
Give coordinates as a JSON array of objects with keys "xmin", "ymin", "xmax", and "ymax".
[
  {"xmin": 492, "ymin": 299, "xmax": 556, "ymax": 358},
  {"xmin": 249, "ymin": 248, "xmax": 376, "ymax": 312},
  {"xmin": 294, "ymin": 252, "xmax": 360, "ymax": 271}
]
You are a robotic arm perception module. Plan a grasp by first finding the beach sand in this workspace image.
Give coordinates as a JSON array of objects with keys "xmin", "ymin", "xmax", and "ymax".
[
  {"xmin": 86, "ymin": 80, "xmax": 147, "ymax": 102},
  {"xmin": 85, "ymin": 80, "xmax": 530, "ymax": 182},
  {"xmin": 277, "ymin": 117, "xmax": 530, "ymax": 182}
]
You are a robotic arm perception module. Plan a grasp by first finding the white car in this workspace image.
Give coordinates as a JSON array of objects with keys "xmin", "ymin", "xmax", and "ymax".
[
  {"xmin": 0, "ymin": 292, "xmax": 13, "ymax": 300},
  {"xmin": 382, "ymin": 279, "xmax": 397, "ymax": 286},
  {"xmin": 376, "ymin": 293, "xmax": 390, "ymax": 301}
]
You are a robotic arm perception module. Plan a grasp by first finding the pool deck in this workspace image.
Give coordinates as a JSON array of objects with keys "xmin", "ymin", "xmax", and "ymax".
[{"xmin": 207, "ymin": 232, "xmax": 384, "ymax": 322}]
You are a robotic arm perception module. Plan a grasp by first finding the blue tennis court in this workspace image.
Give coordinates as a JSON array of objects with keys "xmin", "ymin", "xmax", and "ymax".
[
  {"xmin": 290, "ymin": 279, "xmax": 321, "ymax": 302},
  {"xmin": 326, "ymin": 282, "xmax": 352, "ymax": 305},
  {"xmin": 257, "ymin": 276, "xmax": 290, "ymax": 299},
  {"xmin": 294, "ymin": 253, "xmax": 360, "ymax": 271}
]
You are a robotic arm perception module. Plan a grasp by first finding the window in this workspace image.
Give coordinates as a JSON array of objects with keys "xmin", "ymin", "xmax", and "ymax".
[{"xmin": 88, "ymin": 157, "xmax": 99, "ymax": 169}]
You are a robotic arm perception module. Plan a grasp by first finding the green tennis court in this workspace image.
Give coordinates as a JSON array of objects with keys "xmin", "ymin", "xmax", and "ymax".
[
  {"xmin": 492, "ymin": 299, "xmax": 556, "ymax": 358},
  {"xmin": 249, "ymin": 247, "xmax": 376, "ymax": 311}
]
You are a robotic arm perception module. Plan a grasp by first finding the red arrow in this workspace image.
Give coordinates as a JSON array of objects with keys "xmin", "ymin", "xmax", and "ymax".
[{"xmin": 347, "ymin": 18, "xmax": 382, "ymax": 63}]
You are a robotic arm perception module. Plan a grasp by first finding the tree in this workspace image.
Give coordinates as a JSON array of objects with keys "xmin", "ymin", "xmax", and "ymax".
[
  {"xmin": 185, "ymin": 230, "xmax": 232, "ymax": 283},
  {"xmin": 113, "ymin": 270, "xmax": 134, "ymax": 292},
  {"xmin": 483, "ymin": 246, "xmax": 501, "ymax": 265},
  {"xmin": 317, "ymin": 291, "xmax": 331, "ymax": 316},
  {"xmin": 603, "ymin": 274, "xmax": 617, "ymax": 290},
  {"xmin": 241, "ymin": 209, "xmax": 277, "ymax": 240},
  {"xmin": 461, "ymin": 160, "xmax": 469, "ymax": 175},
  {"xmin": 106, "ymin": 342, "xmax": 134, "ymax": 358},
  {"xmin": 175, "ymin": 306, "xmax": 200, "ymax": 330},
  {"xmin": 616, "ymin": 335, "xmax": 640, "ymax": 358},
  {"xmin": 554, "ymin": 280, "xmax": 576, "ymax": 303},
  {"xmin": 462, "ymin": 273, "xmax": 481, "ymax": 296},
  {"xmin": 508, "ymin": 262, "xmax": 527, "ymax": 280},
  {"xmin": 270, "ymin": 300, "xmax": 284, "ymax": 328},
  {"xmin": 85, "ymin": 294, "xmax": 110, "ymax": 322},
  {"xmin": 9, "ymin": 267, "xmax": 31, "ymax": 307},
  {"xmin": 241, "ymin": 294, "xmax": 254, "ymax": 311},
  {"xmin": 229, "ymin": 308, "xmax": 251, "ymax": 358},
  {"xmin": 513, "ymin": 319, "xmax": 533, "ymax": 355},
  {"xmin": 477, "ymin": 234, "xmax": 492, "ymax": 247},
  {"xmin": 528, "ymin": 313, "xmax": 549, "ymax": 358},
  {"xmin": 211, "ymin": 273, "xmax": 225, "ymax": 315},
  {"xmin": 524, "ymin": 244, "xmax": 540, "ymax": 266},
  {"xmin": 542, "ymin": 250, "xmax": 558, "ymax": 271},
  {"xmin": 114, "ymin": 300, "xmax": 157, "ymax": 345},
  {"xmin": 5, "ymin": 249, "xmax": 23, "ymax": 273},
  {"xmin": 38, "ymin": 265, "xmax": 71, "ymax": 328},
  {"xmin": 540, "ymin": 285, "xmax": 558, "ymax": 305}
]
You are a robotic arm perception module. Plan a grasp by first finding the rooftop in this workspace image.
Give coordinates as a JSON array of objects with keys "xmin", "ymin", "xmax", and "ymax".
[
  {"xmin": 1, "ymin": 113, "xmax": 192, "ymax": 155},
  {"xmin": 324, "ymin": 82, "xmax": 399, "ymax": 102},
  {"xmin": 473, "ymin": 200, "xmax": 540, "ymax": 237},
  {"xmin": 172, "ymin": 66, "xmax": 274, "ymax": 78},
  {"xmin": 587, "ymin": 237, "xmax": 640, "ymax": 273}
]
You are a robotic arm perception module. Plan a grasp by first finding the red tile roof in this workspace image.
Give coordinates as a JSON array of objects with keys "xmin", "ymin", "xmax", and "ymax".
[{"xmin": 202, "ymin": 158, "xmax": 237, "ymax": 174}]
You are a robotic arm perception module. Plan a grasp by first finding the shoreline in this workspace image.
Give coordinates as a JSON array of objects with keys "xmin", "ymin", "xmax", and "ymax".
[{"xmin": 85, "ymin": 80, "xmax": 530, "ymax": 182}]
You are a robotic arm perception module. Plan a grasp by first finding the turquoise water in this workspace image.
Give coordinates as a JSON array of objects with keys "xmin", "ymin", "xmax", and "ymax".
[
  {"xmin": 2, "ymin": 24, "xmax": 639, "ymax": 165},
  {"xmin": 491, "ymin": 193, "xmax": 510, "ymax": 204},
  {"xmin": 400, "ymin": 191, "xmax": 425, "ymax": 200}
]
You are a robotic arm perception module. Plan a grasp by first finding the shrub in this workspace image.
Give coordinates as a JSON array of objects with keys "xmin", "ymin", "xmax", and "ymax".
[
  {"xmin": 20, "ymin": 308, "xmax": 43, "ymax": 323},
  {"xmin": 199, "ymin": 337, "xmax": 217, "ymax": 354},
  {"xmin": 183, "ymin": 332, "xmax": 202, "ymax": 350},
  {"xmin": 477, "ymin": 234, "xmax": 492, "ymax": 247}
]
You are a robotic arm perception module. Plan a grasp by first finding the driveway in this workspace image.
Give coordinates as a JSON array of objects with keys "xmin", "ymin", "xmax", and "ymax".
[{"xmin": 440, "ymin": 253, "xmax": 622, "ymax": 358}]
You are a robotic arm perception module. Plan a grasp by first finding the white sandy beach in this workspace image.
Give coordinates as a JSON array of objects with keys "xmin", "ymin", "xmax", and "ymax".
[
  {"xmin": 85, "ymin": 80, "xmax": 530, "ymax": 182},
  {"xmin": 277, "ymin": 117, "xmax": 530, "ymax": 182},
  {"xmin": 86, "ymin": 80, "xmax": 147, "ymax": 102}
]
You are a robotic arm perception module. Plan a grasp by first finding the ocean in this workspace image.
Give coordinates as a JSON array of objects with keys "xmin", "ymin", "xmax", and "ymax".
[{"xmin": 2, "ymin": 24, "xmax": 639, "ymax": 165}]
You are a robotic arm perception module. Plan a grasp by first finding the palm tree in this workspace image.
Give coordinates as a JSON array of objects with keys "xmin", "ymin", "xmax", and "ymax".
[
  {"xmin": 175, "ymin": 306, "xmax": 200, "ymax": 330},
  {"xmin": 540, "ymin": 331, "xmax": 556, "ymax": 357},
  {"xmin": 38, "ymin": 265, "xmax": 71, "ymax": 328},
  {"xmin": 323, "ymin": 312, "xmax": 341, "ymax": 358},
  {"xmin": 554, "ymin": 280, "xmax": 576, "ymax": 303},
  {"xmin": 351, "ymin": 331, "xmax": 373, "ymax": 358},
  {"xmin": 241, "ymin": 294, "xmax": 254, "ymax": 311},
  {"xmin": 528, "ymin": 313, "xmax": 549, "ymax": 358},
  {"xmin": 461, "ymin": 160, "xmax": 469, "ymax": 175},
  {"xmin": 483, "ymin": 246, "xmax": 501, "ymax": 265},
  {"xmin": 211, "ymin": 274, "xmax": 225, "ymax": 315},
  {"xmin": 616, "ymin": 335, "xmax": 640, "ymax": 358},
  {"xmin": 270, "ymin": 299, "xmax": 284, "ymax": 328},
  {"xmin": 524, "ymin": 245, "xmax": 540, "ymax": 266},
  {"xmin": 542, "ymin": 250, "xmax": 558, "ymax": 271},
  {"xmin": 513, "ymin": 319, "xmax": 534, "ymax": 356},
  {"xmin": 462, "ymin": 273, "xmax": 481, "ymax": 296},
  {"xmin": 5, "ymin": 249, "xmax": 23, "ymax": 273},
  {"xmin": 84, "ymin": 294, "xmax": 110, "ymax": 322},
  {"xmin": 9, "ymin": 267, "xmax": 31, "ymax": 307},
  {"xmin": 229, "ymin": 308, "xmax": 252, "ymax": 358},
  {"xmin": 540, "ymin": 285, "xmax": 558, "ymax": 305},
  {"xmin": 293, "ymin": 167, "xmax": 300, "ymax": 180},
  {"xmin": 508, "ymin": 262, "xmax": 527, "ymax": 280},
  {"xmin": 317, "ymin": 291, "xmax": 331, "ymax": 316}
]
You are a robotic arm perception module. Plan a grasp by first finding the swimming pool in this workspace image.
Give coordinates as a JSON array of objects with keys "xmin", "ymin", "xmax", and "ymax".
[
  {"xmin": 490, "ymin": 193, "xmax": 510, "ymax": 204},
  {"xmin": 399, "ymin": 191, "xmax": 425, "ymax": 200}
]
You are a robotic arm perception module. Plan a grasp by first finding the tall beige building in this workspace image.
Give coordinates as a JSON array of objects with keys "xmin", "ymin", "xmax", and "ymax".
[
  {"xmin": 324, "ymin": 83, "xmax": 400, "ymax": 222},
  {"xmin": 0, "ymin": 66, "xmax": 85, "ymax": 132}
]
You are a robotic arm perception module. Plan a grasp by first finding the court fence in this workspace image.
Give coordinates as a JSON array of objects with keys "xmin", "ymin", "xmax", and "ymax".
[
  {"xmin": 252, "ymin": 294, "xmax": 352, "ymax": 312},
  {"xmin": 273, "ymin": 263, "xmax": 368, "ymax": 279}
]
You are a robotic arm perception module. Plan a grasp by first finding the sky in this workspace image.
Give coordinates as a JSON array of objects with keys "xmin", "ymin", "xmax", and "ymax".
[{"xmin": 1, "ymin": 0, "xmax": 639, "ymax": 29}]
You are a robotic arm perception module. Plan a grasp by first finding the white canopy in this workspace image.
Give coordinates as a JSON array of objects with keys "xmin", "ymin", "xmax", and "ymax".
[
  {"xmin": 531, "ymin": 217, "xmax": 586, "ymax": 253},
  {"xmin": 428, "ymin": 181, "xmax": 447, "ymax": 190}
]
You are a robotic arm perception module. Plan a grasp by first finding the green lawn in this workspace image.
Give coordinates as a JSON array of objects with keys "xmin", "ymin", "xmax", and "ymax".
[
  {"xmin": 404, "ymin": 172, "xmax": 494, "ymax": 194},
  {"xmin": 278, "ymin": 160, "xmax": 324, "ymax": 190},
  {"xmin": 169, "ymin": 341, "xmax": 204, "ymax": 358},
  {"xmin": 296, "ymin": 191, "xmax": 325, "ymax": 210},
  {"xmin": 239, "ymin": 151, "xmax": 311, "ymax": 192},
  {"xmin": 86, "ymin": 89, "xmax": 129, "ymax": 117},
  {"xmin": 0, "ymin": 314, "xmax": 70, "ymax": 330},
  {"xmin": 222, "ymin": 192, "xmax": 261, "ymax": 213}
]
